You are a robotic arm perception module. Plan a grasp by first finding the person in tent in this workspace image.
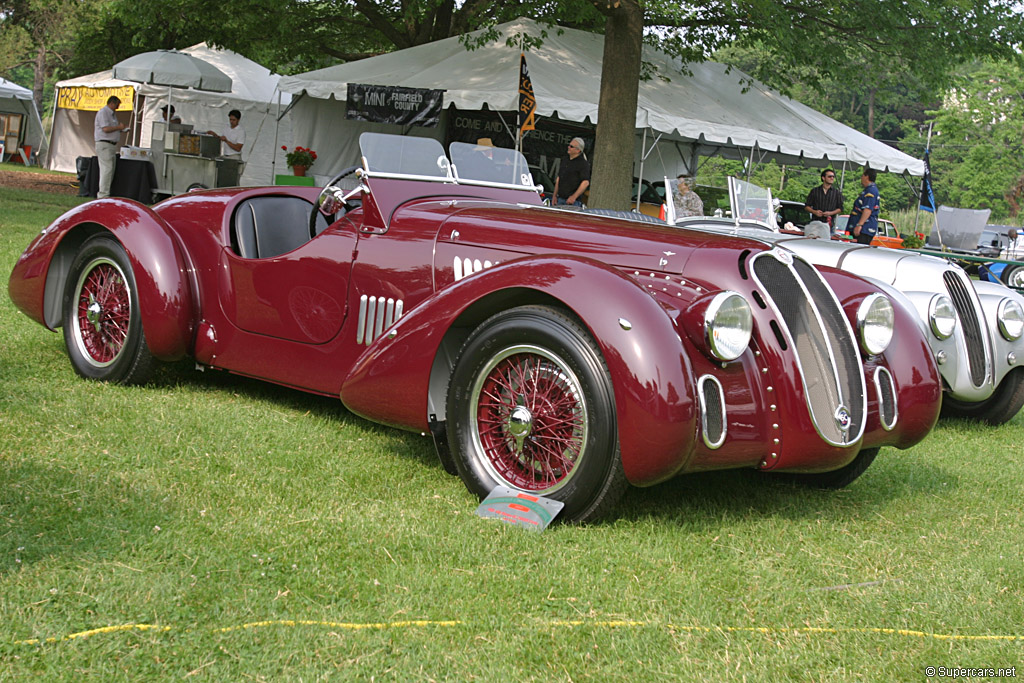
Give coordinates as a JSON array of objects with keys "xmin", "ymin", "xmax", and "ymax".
[
  {"xmin": 93, "ymin": 96, "xmax": 127, "ymax": 199},
  {"xmin": 207, "ymin": 109, "xmax": 245, "ymax": 159}
]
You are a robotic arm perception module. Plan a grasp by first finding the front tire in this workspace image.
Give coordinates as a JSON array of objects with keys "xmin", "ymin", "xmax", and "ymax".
[
  {"xmin": 1002, "ymin": 264, "xmax": 1024, "ymax": 289},
  {"xmin": 61, "ymin": 234, "xmax": 155, "ymax": 385},
  {"xmin": 446, "ymin": 306, "xmax": 627, "ymax": 523},
  {"xmin": 941, "ymin": 368, "xmax": 1024, "ymax": 425}
]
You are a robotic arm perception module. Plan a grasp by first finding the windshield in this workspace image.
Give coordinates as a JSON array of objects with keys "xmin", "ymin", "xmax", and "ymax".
[
  {"xmin": 356, "ymin": 132, "xmax": 538, "ymax": 192},
  {"xmin": 448, "ymin": 141, "xmax": 538, "ymax": 189},
  {"xmin": 359, "ymin": 133, "xmax": 452, "ymax": 178},
  {"xmin": 728, "ymin": 177, "xmax": 775, "ymax": 228}
]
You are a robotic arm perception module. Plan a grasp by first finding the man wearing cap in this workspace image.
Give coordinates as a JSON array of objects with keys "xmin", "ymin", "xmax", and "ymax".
[
  {"xmin": 94, "ymin": 95, "xmax": 126, "ymax": 199},
  {"xmin": 159, "ymin": 105, "xmax": 182, "ymax": 124},
  {"xmin": 673, "ymin": 174, "xmax": 704, "ymax": 218}
]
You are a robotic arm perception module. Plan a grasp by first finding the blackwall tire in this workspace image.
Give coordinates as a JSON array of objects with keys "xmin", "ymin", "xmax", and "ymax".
[
  {"xmin": 61, "ymin": 234, "xmax": 155, "ymax": 385},
  {"xmin": 446, "ymin": 305, "xmax": 627, "ymax": 523},
  {"xmin": 941, "ymin": 368, "xmax": 1024, "ymax": 426}
]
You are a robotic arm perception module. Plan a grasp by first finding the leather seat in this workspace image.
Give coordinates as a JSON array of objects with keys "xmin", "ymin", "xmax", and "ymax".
[{"xmin": 233, "ymin": 196, "xmax": 329, "ymax": 259}]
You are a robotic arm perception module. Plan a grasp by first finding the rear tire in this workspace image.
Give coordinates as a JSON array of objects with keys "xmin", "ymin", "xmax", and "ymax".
[
  {"xmin": 941, "ymin": 368, "xmax": 1024, "ymax": 425},
  {"xmin": 61, "ymin": 234, "xmax": 155, "ymax": 385},
  {"xmin": 446, "ymin": 305, "xmax": 627, "ymax": 523},
  {"xmin": 777, "ymin": 447, "xmax": 880, "ymax": 489}
]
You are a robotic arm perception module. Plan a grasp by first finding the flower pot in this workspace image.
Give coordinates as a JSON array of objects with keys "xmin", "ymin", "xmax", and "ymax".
[{"xmin": 292, "ymin": 165, "xmax": 307, "ymax": 177}]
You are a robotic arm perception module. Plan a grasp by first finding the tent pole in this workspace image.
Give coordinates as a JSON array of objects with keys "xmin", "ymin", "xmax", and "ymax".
[
  {"xmin": 44, "ymin": 88, "xmax": 59, "ymax": 168},
  {"xmin": 271, "ymin": 89, "xmax": 282, "ymax": 184},
  {"xmin": 635, "ymin": 128, "xmax": 647, "ymax": 210}
]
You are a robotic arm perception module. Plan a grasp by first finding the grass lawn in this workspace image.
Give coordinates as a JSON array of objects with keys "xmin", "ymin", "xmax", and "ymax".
[{"xmin": 1, "ymin": 185, "xmax": 1022, "ymax": 680}]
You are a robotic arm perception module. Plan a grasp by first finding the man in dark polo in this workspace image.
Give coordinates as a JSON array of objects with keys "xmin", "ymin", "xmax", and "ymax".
[{"xmin": 804, "ymin": 168, "xmax": 843, "ymax": 232}]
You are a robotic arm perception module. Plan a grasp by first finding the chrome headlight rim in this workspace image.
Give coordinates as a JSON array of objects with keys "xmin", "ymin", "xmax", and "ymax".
[
  {"xmin": 857, "ymin": 293, "xmax": 895, "ymax": 356},
  {"xmin": 704, "ymin": 291, "xmax": 754, "ymax": 361},
  {"xmin": 997, "ymin": 298, "xmax": 1024, "ymax": 341},
  {"xmin": 927, "ymin": 294, "xmax": 957, "ymax": 340}
]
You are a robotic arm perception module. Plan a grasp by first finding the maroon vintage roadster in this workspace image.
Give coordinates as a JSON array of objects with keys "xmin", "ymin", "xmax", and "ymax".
[{"xmin": 8, "ymin": 134, "xmax": 942, "ymax": 522}]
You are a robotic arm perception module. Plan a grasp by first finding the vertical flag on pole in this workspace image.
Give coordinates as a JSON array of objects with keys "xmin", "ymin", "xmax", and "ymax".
[
  {"xmin": 919, "ymin": 147, "xmax": 936, "ymax": 213},
  {"xmin": 518, "ymin": 52, "xmax": 536, "ymax": 133}
]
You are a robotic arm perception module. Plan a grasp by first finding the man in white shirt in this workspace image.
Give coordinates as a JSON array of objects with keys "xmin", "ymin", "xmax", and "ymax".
[
  {"xmin": 94, "ymin": 96, "xmax": 126, "ymax": 199},
  {"xmin": 207, "ymin": 109, "xmax": 245, "ymax": 158},
  {"xmin": 1003, "ymin": 228, "xmax": 1024, "ymax": 259}
]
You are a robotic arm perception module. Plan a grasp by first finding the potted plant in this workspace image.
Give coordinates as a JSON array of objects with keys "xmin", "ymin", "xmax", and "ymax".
[{"xmin": 282, "ymin": 145, "xmax": 317, "ymax": 176}]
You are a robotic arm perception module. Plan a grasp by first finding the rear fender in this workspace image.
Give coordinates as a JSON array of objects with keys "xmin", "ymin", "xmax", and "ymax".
[
  {"xmin": 10, "ymin": 198, "xmax": 194, "ymax": 361},
  {"xmin": 340, "ymin": 255, "xmax": 698, "ymax": 486}
]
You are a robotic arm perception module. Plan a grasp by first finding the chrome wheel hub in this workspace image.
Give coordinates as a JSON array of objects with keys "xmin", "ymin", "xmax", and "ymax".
[{"xmin": 508, "ymin": 404, "xmax": 533, "ymax": 454}]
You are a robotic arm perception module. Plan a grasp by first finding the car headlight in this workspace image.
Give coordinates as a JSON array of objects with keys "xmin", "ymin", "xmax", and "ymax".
[
  {"xmin": 997, "ymin": 298, "xmax": 1024, "ymax": 341},
  {"xmin": 928, "ymin": 294, "xmax": 957, "ymax": 340},
  {"xmin": 704, "ymin": 292, "xmax": 754, "ymax": 361},
  {"xmin": 857, "ymin": 293, "xmax": 894, "ymax": 355}
]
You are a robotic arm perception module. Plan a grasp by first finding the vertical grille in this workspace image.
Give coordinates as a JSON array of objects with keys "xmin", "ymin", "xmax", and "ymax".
[
  {"xmin": 751, "ymin": 251, "xmax": 866, "ymax": 445},
  {"xmin": 942, "ymin": 271, "xmax": 989, "ymax": 387},
  {"xmin": 874, "ymin": 367, "xmax": 897, "ymax": 431},
  {"xmin": 698, "ymin": 375, "xmax": 726, "ymax": 449}
]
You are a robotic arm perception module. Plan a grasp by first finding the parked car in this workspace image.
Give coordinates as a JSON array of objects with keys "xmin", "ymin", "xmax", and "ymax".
[
  {"xmin": 833, "ymin": 214, "xmax": 907, "ymax": 249},
  {"xmin": 665, "ymin": 178, "xmax": 1024, "ymax": 424},
  {"xmin": 9, "ymin": 135, "xmax": 942, "ymax": 522}
]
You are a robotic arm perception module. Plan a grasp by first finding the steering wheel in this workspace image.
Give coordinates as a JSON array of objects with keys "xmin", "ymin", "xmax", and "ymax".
[{"xmin": 309, "ymin": 165, "xmax": 362, "ymax": 237}]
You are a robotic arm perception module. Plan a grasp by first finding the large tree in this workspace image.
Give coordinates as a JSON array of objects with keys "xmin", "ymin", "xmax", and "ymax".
[{"xmin": 53, "ymin": 0, "xmax": 1024, "ymax": 209}]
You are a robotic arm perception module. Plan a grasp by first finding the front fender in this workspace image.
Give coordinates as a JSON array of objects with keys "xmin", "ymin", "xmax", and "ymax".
[
  {"xmin": 8, "ymin": 198, "xmax": 194, "ymax": 361},
  {"xmin": 818, "ymin": 266, "xmax": 941, "ymax": 449},
  {"xmin": 340, "ymin": 255, "xmax": 698, "ymax": 486}
]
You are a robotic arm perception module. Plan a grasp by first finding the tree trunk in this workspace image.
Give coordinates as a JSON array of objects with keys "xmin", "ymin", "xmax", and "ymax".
[
  {"xmin": 588, "ymin": 1, "xmax": 643, "ymax": 211},
  {"xmin": 867, "ymin": 88, "xmax": 876, "ymax": 139},
  {"xmin": 33, "ymin": 44, "xmax": 47, "ymax": 112}
]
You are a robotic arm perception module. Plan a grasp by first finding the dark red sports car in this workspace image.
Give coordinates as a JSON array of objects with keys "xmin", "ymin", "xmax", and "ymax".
[{"xmin": 9, "ymin": 134, "xmax": 942, "ymax": 522}]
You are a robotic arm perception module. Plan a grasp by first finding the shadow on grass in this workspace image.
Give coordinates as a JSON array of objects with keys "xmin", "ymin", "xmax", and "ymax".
[
  {"xmin": 613, "ymin": 452, "xmax": 952, "ymax": 526},
  {"xmin": 0, "ymin": 459, "xmax": 176, "ymax": 576}
]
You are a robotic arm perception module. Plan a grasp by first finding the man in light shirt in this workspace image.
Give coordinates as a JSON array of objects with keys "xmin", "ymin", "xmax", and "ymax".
[
  {"xmin": 94, "ymin": 96, "xmax": 126, "ymax": 199},
  {"xmin": 207, "ymin": 109, "xmax": 245, "ymax": 158}
]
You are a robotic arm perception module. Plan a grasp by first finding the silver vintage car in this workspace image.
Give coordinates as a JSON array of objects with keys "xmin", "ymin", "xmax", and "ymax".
[{"xmin": 658, "ymin": 177, "xmax": 1024, "ymax": 424}]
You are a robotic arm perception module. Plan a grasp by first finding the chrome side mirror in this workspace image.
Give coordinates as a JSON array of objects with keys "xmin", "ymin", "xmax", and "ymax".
[{"xmin": 318, "ymin": 184, "xmax": 365, "ymax": 215}]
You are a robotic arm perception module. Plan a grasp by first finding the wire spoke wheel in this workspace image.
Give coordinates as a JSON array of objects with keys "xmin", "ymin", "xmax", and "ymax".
[
  {"xmin": 447, "ymin": 305, "xmax": 626, "ymax": 523},
  {"xmin": 62, "ymin": 235, "xmax": 155, "ymax": 384},
  {"xmin": 71, "ymin": 257, "xmax": 132, "ymax": 366},
  {"xmin": 471, "ymin": 345, "xmax": 588, "ymax": 493}
]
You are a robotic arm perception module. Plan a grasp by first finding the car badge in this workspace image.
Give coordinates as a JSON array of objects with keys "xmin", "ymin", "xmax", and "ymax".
[
  {"xmin": 773, "ymin": 248, "xmax": 794, "ymax": 265},
  {"xmin": 834, "ymin": 404, "xmax": 852, "ymax": 432}
]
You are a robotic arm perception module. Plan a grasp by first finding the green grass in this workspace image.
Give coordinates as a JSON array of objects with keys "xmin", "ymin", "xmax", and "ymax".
[{"xmin": 2, "ymin": 188, "xmax": 1023, "ymax": 679}]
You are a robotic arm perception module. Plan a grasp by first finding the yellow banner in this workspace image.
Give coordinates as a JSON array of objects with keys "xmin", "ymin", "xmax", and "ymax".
[{"xmin": 57, "ymin": 86, "xmax": 135, "ymax": 112}]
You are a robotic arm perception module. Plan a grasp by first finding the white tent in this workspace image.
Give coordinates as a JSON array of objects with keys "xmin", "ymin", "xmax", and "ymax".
[
  {"xmin": 0, "ymin": 77, "xmax": 47, "ymax": 164},
  {"xmin": 46, "ymin": 43, "xmax": 292, "ymax": 186},
  {"xmin": 278, "ymin": 17, "xmax": 923, "ymax": 183}
]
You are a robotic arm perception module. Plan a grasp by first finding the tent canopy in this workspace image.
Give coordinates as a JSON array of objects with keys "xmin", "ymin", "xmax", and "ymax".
[
  {"xmin": 279, "ymin": 17, "xmax": 922, "ymax": 176},
  {"xmin": 46, "ymin": 43, "xmax": 292, "ymax": 186},
  {"xmin": 0, "ymin": 77, "xmax": 47, "ymax": 162}
]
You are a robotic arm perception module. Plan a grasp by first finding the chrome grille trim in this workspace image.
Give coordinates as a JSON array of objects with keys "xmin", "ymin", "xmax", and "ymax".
[
  {"xmin": 750, "ymin": 250, "xmax": 867, "ymax": 445},
  {"xmin": 942, "ymin": 270, "xmax": 991, "ymax": 388},
  {"xmin": 874, "ymin": 366, "xmax": 898, "ymax": 431},
  {"xmin": 697, "ymin": 374, "xmax": 726, "ymax": 449},
  {"xmin": 356, "ymin": 294, "xmax": 404, "ymax": 345}
]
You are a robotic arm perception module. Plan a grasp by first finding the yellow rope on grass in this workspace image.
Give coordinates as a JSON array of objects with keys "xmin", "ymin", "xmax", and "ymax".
[{"xmin": 13, "ymin": 619, "xmax": 1024, "ymax": 646}]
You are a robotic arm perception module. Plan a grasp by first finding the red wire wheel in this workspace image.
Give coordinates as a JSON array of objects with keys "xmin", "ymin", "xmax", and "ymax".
[
  {"xmin": 470, "ymin": 345, "xmax": 588, "ymax": 493},
  {"xmin": 62, "ymin": 235, "xmax": 154, "ymax": 384},
  {"xmin": 70, "ymin": 257, "xmax": 131, "ymax": 366}
]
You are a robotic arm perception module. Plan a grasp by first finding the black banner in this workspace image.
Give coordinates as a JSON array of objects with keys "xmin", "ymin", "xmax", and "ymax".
[
  {"xmin": 919, "ymin": 148, "xmax": 936, "ymax": 213},
  {"xmin": 346, "ymin": 84, "xmax": 445, "ymax": 128}
]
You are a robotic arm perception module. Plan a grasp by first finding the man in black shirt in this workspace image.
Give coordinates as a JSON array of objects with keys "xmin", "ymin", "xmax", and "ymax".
[
  {"xmin": 804, "ymin": 168, "xmax": 844, "ymax": 231},
  {"xmin": 554, "ymin": 137, "xmax": 590, "ymax": 207}
]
